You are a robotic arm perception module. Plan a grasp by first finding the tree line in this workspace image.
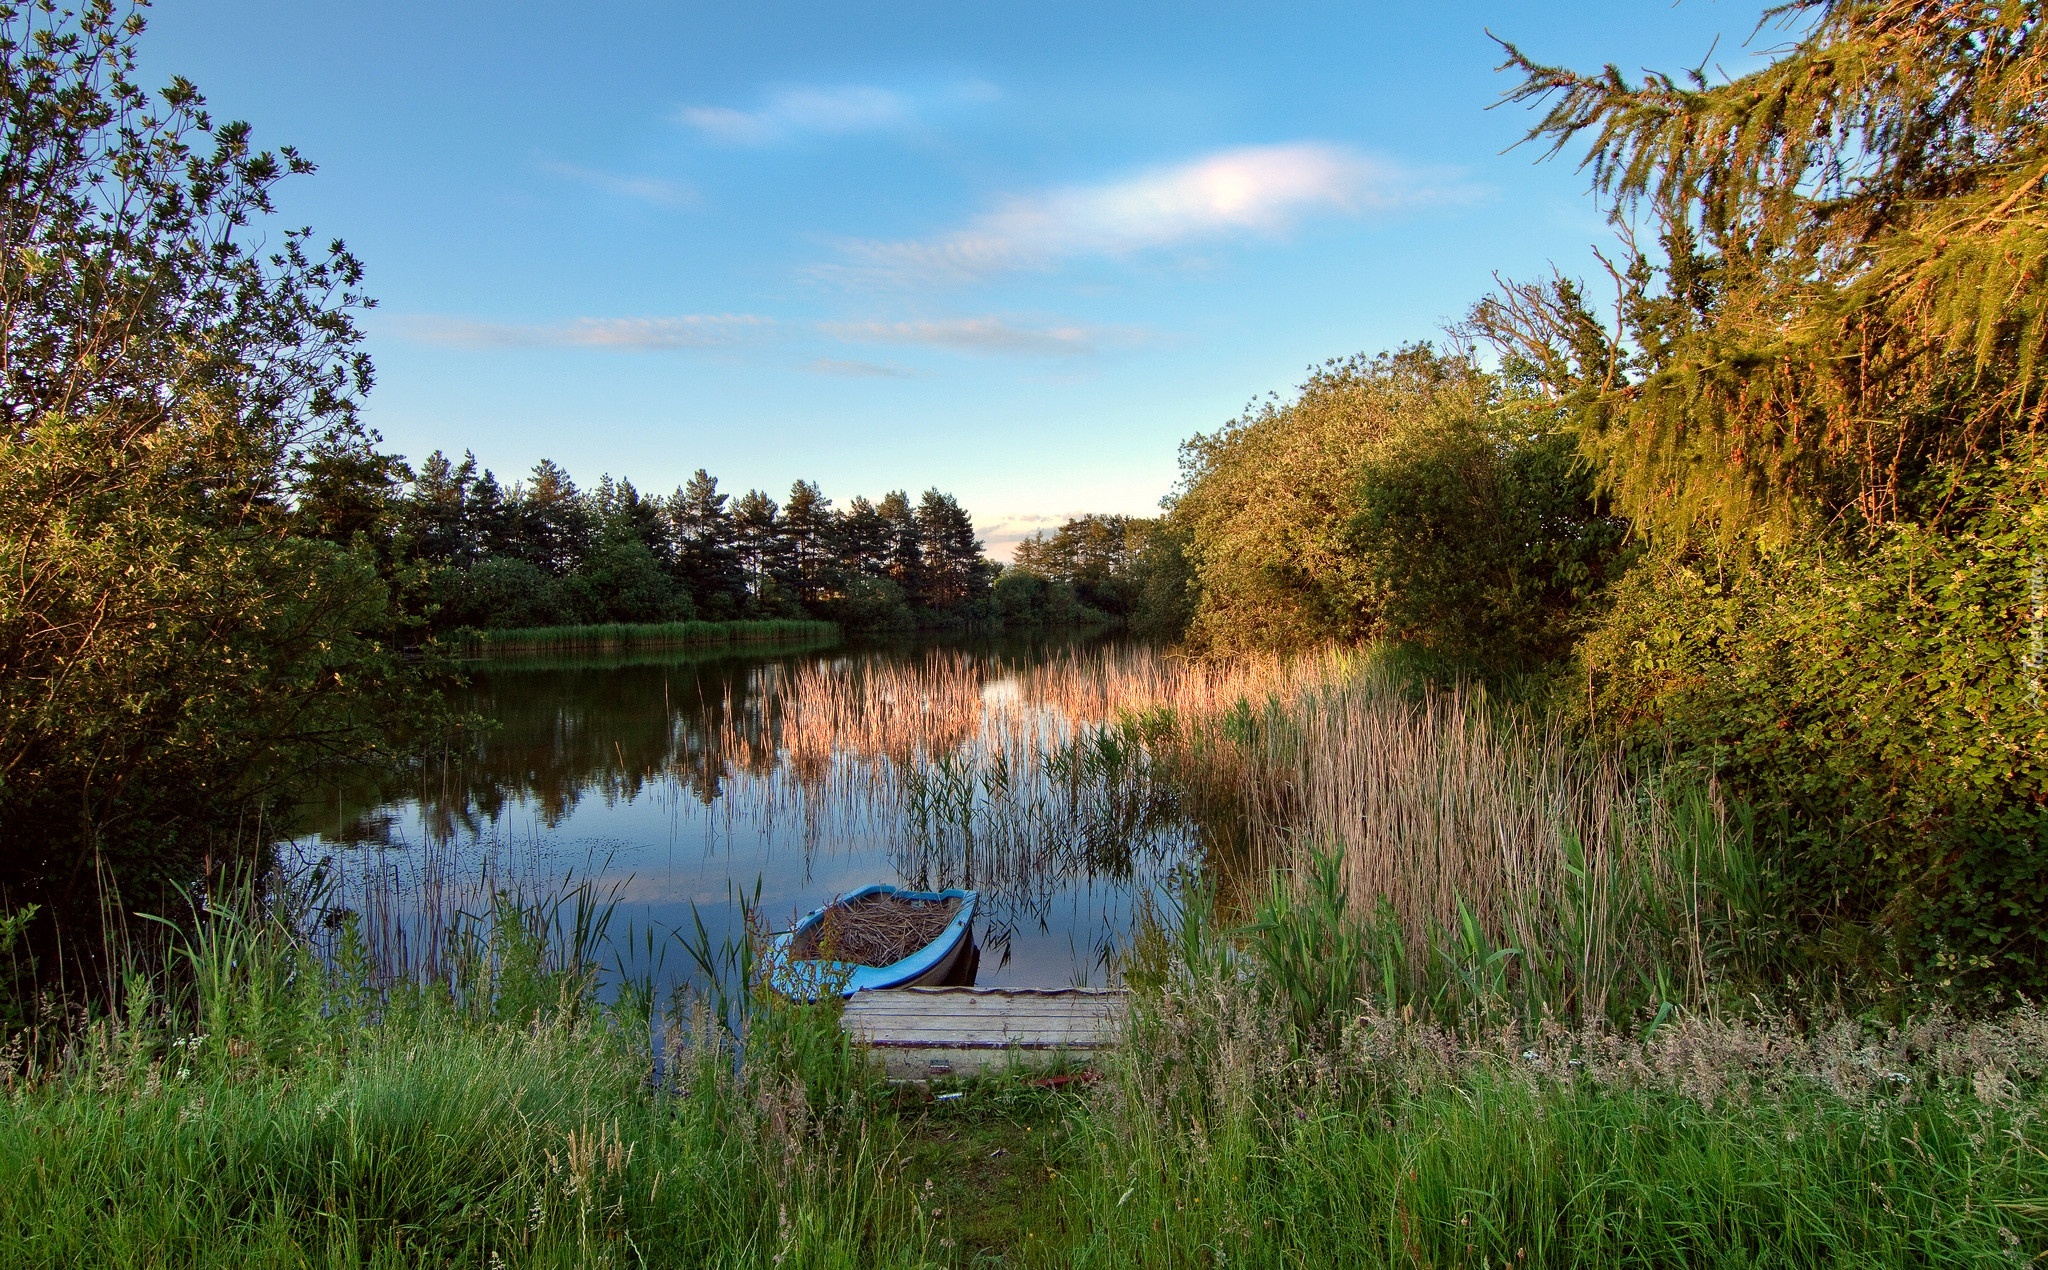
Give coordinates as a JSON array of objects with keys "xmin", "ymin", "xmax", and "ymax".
[
  {"xmin": 300, "ymin": 452, "xmax": 1003, "ymax": 632},
  {"xmin": 997, "ymin": 512, "xmax": 1189, "ymax": 636}
]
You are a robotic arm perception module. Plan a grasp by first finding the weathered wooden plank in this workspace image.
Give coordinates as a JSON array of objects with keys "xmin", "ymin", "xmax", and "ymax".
[
  {"xmin": 850, "ymin": 1030, "xmax": 1112, "ymax": 1047},
  {"xmin": 842, "ymin": 986, "xmax": 1128, "ymax": 1080},
  {"xmin": 848, "ymin": 1013, "xmax": 1122, "ymax": 1032}
]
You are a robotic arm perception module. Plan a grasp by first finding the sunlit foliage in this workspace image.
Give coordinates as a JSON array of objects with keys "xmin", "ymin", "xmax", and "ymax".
[{"xmin": 0, "ymin": 1, "xmax": 430, "ymax": 968}]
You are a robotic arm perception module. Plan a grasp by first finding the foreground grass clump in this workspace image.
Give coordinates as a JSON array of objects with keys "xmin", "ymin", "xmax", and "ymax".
[
  {"xmin": 0, "ymin": 898, "xmax": 929, "ymax": 1269},
  {"xmin": 456, "ymin": 618, "xmax": 839, "ymax": 658}
]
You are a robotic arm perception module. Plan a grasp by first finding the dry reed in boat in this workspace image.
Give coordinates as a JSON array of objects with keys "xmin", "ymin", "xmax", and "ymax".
[{"xmin": 789, "ymin": 892, "xmax": 962, "ymax": 966}]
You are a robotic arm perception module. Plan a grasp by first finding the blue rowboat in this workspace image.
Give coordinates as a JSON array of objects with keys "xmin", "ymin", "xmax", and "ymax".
[{"xmin": 767, "ymin": 884, "xmax": 977, "ymax": 1000}]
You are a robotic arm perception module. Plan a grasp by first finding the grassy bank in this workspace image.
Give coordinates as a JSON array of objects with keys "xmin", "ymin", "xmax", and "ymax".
[
  {"xmin": 4, "ymin": 883, "xmax": 2042, "ymax": 1268},
  {"xmin": 0, "ymin": 893, "xmax": 930, "ymax": 1269},
  {"xmin": 452, "ymin": 618, "xmax": 839, "ymax": 658}
]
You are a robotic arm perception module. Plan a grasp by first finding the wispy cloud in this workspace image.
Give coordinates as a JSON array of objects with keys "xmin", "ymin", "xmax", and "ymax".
[
  {"xmin": 541, "ymin": 161, "xmax": 696, "ymax": 207},
  {"xmin": 392, "ymin": 314, "xmax": 774, "ymax": 351},
  {"xmin": 391, "ymin": 310, "xmax": 1139, "ymax": 360},
  {"xmin": 821, "ymin": 316, "xmax": 1145, "ymax": 358},
  {"xmin": 677, "ymin": 81, "xmax": 996, "ymax": 146},
  {"xmin": 807, "ymin": 357, "xmax": 921, "ymax": 378},
  {"xmin": 825, "ymin": 143, "xmax": 1478, "ymax": 284}
]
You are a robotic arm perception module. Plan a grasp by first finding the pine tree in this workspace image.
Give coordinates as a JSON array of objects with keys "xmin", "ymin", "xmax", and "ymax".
[
  {"xmin": 593, "ymin": 475, "xmax": 668, "ymax": 560},
  {"xmin": 666, "ymin": 470, "xmax": 743, "ymax": 617},
  {"xmin": 780, "ymin": 479, "xmax": 834, "ymax": 604},
  {"xmin": 1480, "ymin": 0, "xmax": 2048, "ymax": 544},
  {"xmin": 916, "ymin": 489, "xmax": 986, "ymax": 610},
  {"xmin": 877, "ymin": 490, "xmax": 924, "ymax": 605},
  {"xmin": 408, "ymin": 450, "xmax": 478, "ymax": 564},
  {"xmin": 836, "ymin": 495, "xmax": 892, "ymax": 579},
  {"xmin": 468, "ymin": 468, "xmax": 515, "ymax": 558},
  {"xmin": 511, "ymin": 459, "xmax": 589, "ymax": 575},
  {"xmin": 730, "ymin": 488, "xmax": 787, "ymax": 608}
]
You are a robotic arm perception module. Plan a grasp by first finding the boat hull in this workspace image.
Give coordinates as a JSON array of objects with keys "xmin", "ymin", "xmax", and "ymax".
[{"xmin": 767, "ymin": 885, "xmax": 978, "ymax": 1000}]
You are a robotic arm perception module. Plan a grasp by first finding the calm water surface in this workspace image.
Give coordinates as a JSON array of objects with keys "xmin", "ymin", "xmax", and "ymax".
[{"xmin": 296, "ymin": 637, "xmax": 1196, "ymax": 995}]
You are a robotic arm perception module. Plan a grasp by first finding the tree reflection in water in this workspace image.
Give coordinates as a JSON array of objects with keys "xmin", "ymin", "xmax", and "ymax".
[{"xmin": 295, "ymin": 638, "xmax": 1205, "ymax": 990}]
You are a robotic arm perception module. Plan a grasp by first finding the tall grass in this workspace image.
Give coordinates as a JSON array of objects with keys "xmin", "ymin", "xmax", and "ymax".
[
  {"xmin": 0, "ymin": 876, "xmax": 933, "ymax": 1268},
  {"xmin": 1072, "ymin": 887, "xmax": 2048, "ymax": 1268},
  {"xmin": 1225, "ymin": 670, "xmax": 1771, "ymax": 1029},
  {"xmin": 454, "ymin": 618, "xmax": 838, "ymax": 658}
]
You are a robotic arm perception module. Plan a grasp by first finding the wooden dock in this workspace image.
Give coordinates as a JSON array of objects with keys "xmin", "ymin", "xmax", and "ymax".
[{"xmin": 841, "ymin": 986, "xmax": 1128, "ymax": 1080}]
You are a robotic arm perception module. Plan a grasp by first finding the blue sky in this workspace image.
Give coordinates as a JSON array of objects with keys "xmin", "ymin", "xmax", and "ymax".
[{"xmin": 145, "ymin": 0, "xmax": 1776, "ymax": 555}]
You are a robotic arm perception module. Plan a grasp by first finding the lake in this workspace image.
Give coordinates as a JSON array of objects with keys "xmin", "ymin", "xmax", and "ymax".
[{"xmin": 293, "ymin": 635, "xmax": 1203, "ymax": 998}]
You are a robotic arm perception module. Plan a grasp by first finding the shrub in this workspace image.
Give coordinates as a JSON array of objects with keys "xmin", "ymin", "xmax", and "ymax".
[
  {"xmin": 431, "ymin": 556, "xmax": 573, "ymax": 630},
  {"xmin": 1352, "ymin": 419, "xmax": 1633, "ymax": 666},
  {"xmin": 1583, "ymin": 449, "xmax": 2048, "ymax": 1002}
]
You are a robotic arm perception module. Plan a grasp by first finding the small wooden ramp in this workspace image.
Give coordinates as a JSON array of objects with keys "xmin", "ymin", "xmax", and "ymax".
[{"xmin": 841, "ymin": 986, "xmax": 1127, "ymax": 1080}]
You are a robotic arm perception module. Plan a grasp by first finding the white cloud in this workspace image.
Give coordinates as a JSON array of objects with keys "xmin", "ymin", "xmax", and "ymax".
[
  {"xmin": 681, "ymin": 86, "xmax": 908, "ymax": 144},
  {"xmin": 392, "ymin": 309, "xmax": 1140, "ymax": 361},
  {"xmin": 821, "ymin": 316, "xmax": 1145, "ymax": 358},
  {"xmin": 392, "ymin": 314, "xmax": 774, "ymax": 351},
  {"xmin": 807, "ymin": 357, "xmax": 920, "ymax": 378},
  {"xmin": 541, "ymin": 161, "xmax": 696, "ymax": 208},
  {"xmin": 827, "ymin": 143, "xmax": 1478, "ymax": 284},
  {"xmin": 676, "ymin": 81, "xmax": 994, "ymax": 145}
]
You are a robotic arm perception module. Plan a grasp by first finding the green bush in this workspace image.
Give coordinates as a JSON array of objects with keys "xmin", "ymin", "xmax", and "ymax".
[
  {"xmin": 1352, "ymin": 421, "xmax": 1633, "ymax": 666},
  {"xmin": 1171, "ymin": 346, "xmax": 1492, "ymax": 651},
  {"xmin": 824, "ymin": 574, "xmax": 917, "ymax": 632},
  {"xmin": 563, "ymin": 535, "xmax": 695, "ymax": 624},
  {"xmin": 431, "ymin": 556, "xmax": 573, "ymax": 629},
  {"xmin": 1583, "ymin": 450, "xmax": 2048, "ymax": 1002},
  {"xmin": 0, "ymin": 2, "xmax": 432, "ymax": 982},
  {"xmin": 1167, "ymin": 346, "xmax": 1628, "ymax": 660}
]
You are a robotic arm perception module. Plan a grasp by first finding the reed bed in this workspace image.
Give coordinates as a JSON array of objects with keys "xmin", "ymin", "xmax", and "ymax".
[
  {"xmin": 1229, "ymin": 674, "xmax": 1738, "ymax": 1025},
  {"xmin": 333, "ymin": 641, "xmax": 1737, "ymax": 1028},
  {"xmin": 705, "ymin": 643, "xmax": 1764, "ymax": 1026}
]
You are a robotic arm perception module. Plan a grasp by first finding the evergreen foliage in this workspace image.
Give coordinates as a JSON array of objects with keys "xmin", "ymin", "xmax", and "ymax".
[{"xmin": 384, "ymin": 456, "xmax": 1007, "ymax": 633}]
